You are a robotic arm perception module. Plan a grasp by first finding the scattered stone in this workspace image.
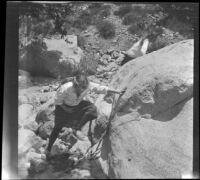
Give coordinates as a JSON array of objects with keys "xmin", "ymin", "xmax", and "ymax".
[
  {"xmin": 51, "ymin": 139, "xmax": 69, "ymax": 155},
  {"xmin": 38, "ymin": 121, "xmax": 55, "ymax": 140},
  {"xmin": 24, "ymin": 120, "xmax": 39, "ymax": 132}
]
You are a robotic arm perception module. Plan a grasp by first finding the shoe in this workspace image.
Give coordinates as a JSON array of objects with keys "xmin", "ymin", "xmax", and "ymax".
[{"xmin": 74, "ymin": 130, "xmax": 88, "ymax": 141}]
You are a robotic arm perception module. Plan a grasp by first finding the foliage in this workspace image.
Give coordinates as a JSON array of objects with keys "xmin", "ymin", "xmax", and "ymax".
[
  {"xmin": 96, "ymin": 20, "xmax": 116, "ymax": 39},
  {"xmin": 122, "ymin": 13, "xmax": 141, "ymax": 25},
  {"xmin": 98, "ymin": 7, "xmax": 111, "ymax": 18},
  {"xmin": 79, "ymin": 53, "xmax": 99, "ymax": 75},
  {"xmin": 157, "ymin": 3, "xmax": 195, "ymax": 38},
  {"xmin": 77, "ymin": 35, "xmax": 86, "ymax": 50},
  {"xmin": 160, "ymin": 3, "xmax": 196, "ymax": 25},
  {"xmin": 147, "ymin": 36, "xmax": 169, "ymax": 53},
  {"xmin": 114, "ymin": 5, "xmax": 133, "ymax": 18},
  {"xmin": 88, "ymin": 2, "xmax": 103, "ymax": 10},
  {"xmin": 19, "ymin": 2, "xmax": 75, "ymax": 39}
]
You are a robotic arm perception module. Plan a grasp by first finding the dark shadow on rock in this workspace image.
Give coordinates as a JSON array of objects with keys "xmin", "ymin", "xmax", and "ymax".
[
  {"xmin": 151, "ymin": 95, "xmax": 193, "ymax": 122},
  {"xmin": 120, "ymin": 55, "xmax": 134, "ymax": 66}
]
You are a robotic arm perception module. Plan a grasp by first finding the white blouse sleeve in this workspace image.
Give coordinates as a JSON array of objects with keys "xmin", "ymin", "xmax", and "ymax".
[{"xmin": 89, "ymin": 82, "xmax": 109, "ymax": 94}]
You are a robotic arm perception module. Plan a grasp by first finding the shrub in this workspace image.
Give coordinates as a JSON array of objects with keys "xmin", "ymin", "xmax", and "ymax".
[
  {"xmin": 122, "ymin": 13, "xmax": 140, "ymax": 25},
  {"xmin": 77, "ymin": 35, "xmax": 86, "ymax": 50},
  {"xmin": 146, "ymin": 25, "xmax": 164, "ymax": 41},
  {"xmin": 96, "ymin": 20, "xmax": 116, "ymax": 39},
  {"xmin": 72, "ymin": 10, "xmax": 93, "ymax": 30},
  {"xmin": 164, "ymin": 16, "xmax": 193, "ymax": 38},
  {"xmin": 114, "ymin": 5, "xmax": 133, "ymax": 18},
  {"xmin": 88, "ymin": 2, "xmax": 103, "ymax": 10},
  {"xmin": 147, "ymin": 36, "xmax": 168, "ymax": 53},
  {"xmin": 128, "ymin": 21, "xmax": 147, "ymax": 36},
  {"xmin": 32, "ymin": 20, "xmax": 55, "ymax": 37},
  {"xmin": 99, "ymin": 8, "xmax": 111, "ymax": 18},
  {"xmin": 79, "ymin": 53, "xmax": 99, "ymax": 75},
  {"xmin": 79, "ymin": 10, "xmax": 93, "ymax": 25},
  {"xmin": 72, "ymin": 19, "xmax": 87, "ymax": 31}
]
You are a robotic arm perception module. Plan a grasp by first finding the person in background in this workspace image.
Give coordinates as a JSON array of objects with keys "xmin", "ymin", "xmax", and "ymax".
[{"xmin": 45, "ymin": 72, "xmax": 123, "ymax": 156}]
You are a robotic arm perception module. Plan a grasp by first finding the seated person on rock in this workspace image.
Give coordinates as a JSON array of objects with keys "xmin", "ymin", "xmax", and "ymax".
[{"xmin": 45, "ymin": 72, "xmax": 122, "ymax": 155}]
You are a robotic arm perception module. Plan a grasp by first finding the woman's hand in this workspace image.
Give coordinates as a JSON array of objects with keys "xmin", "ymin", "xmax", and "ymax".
[{"xmin": 119, "ymin": 87, "xmax": 127, "ymax": 95}]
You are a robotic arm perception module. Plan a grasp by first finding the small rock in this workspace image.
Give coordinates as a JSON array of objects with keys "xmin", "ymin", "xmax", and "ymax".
[
  {"xmin": 51, "ymin": 139, "xmax": 68, "ymax": 155},
  {"xmin": 38, "ymin": 121, "xmax": 55, "ymax": 140},
  {"xmin": 42, "ymin": 86, "xmax": 50, "ymax": 93},
  {"xmin": 111, "ymin": 51, "xmax": 119, "ymax": 59},
  {"xmin": 24, "ymin": 120, "xmax": 39, "ymax": 132}
]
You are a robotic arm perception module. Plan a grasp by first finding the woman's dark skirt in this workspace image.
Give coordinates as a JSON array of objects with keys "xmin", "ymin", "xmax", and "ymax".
[{"xmin": 54, "ymin": 100, "xmax": 97, "ymax": 130}]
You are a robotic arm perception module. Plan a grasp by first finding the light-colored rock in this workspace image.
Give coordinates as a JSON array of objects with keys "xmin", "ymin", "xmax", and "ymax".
[
  {"xmin": 18, "ymin": 104, "xmax": 35, "ymax": 128},
  {"xmin": 24, "ymin": 120, "xmax": 39, "ymax": 132},
  {"xmin": 65, "ymin": 35, "xmax": 77, "ymax": 48},
  {"xmin": 18, "ymin": 95, "xmax": 29, "ymax": 105},
  {"xmin": 18, "ymin": 129, "xmax": 44, "ymax": 155},
  {"xmin": 35, "ymin": 97, "xmax": 55, "ymax": 124},
  {"xmin": 18, "ymin": 75, "xmax": 32, "ymax": 88},
  {"xmin": 69, "ymin": 139, "xmax": 91, "ymax": 155},
  {"xmin": 51, "ymin": 139, "xmax": 68, "ymax": 155},
  {"xmin": 99, "ymin": 39, "xmax": 194, "ymax": 178},
  {"xmin": 105, "ymin": 62, "xmax": 118, "ymax": 72},
  {"xmin": 19, "ymin": 37, "xmax": 83, "ymax": 78},
  {"xmin": 19, "ymin": 87, "xmax": 56, "ymax": 107},
  {"xmin": 125, "ymin": 38, "xmax": 149, "ymax": 59}
]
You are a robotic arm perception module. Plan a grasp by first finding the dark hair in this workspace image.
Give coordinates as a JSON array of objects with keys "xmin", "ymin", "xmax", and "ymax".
[{"xmin": 73, "ymin": 73, "xmax": 89, "ymax": 89}]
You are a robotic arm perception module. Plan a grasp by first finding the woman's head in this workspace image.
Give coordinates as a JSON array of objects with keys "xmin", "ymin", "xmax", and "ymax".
[{"xmin": 73, "ymin": 73, "xmax": 89, "ymax": 94}]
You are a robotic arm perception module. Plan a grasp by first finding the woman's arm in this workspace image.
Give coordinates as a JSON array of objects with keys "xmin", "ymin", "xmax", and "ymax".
[
  {"xmin": 107, "ymin": 88, "xmax": 121, "ymax": 94},
  {"xmin": 89, "ymin": 82, "xmax": 122, "ymax": 94}
]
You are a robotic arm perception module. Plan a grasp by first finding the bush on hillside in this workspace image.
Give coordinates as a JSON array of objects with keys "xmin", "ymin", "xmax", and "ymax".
[
  {"xmin": 33, "ymin": 20, "xmax": 55, "ymax": 37},
  {"xmin": 147, "ymin": 36, "xmax": 168, "ymax": 53},
  {"xmin": 99, "ymin": 8, "xmax": 111, "ymax": 19},
  {"xmin": 79, "ymin": 53, "xmax": 99, "ymax": 75},
  {"xmin": 96, "ymin": 20, "xmax": 116, "ymax": 39},
  {"xmin": 122, "ymin": 13, "xmax": 141, "ymax": 25},
  {"xmin": 88, "ymin": 2, "xmax": 103, "ymax": 10},
  {"xmin": 77, "ymin": 35, "xmax": 86, "ymax": 50},
  {"xmin": 163, "ymin": 16, "xmax": 193, "ymax": 38},
  {"xmin": 128, "ymin": 21, "xmax": 147, "ymax": 36},
  {"xmin": 114, "ymin": 5, "xmax": 133, "ymax": 18}
]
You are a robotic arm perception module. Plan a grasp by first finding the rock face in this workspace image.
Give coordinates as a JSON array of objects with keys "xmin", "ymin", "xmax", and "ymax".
[
  {"xmin": 98, "ymin": 39, "xmax": 193, "ymax": 178},
  {"xmin": 19, "ymin": 36, "xmax": 83, "ymax": 78},
  {"xmin": 18, "ymin": 104, "xmax": 37, "ymax": 131}
]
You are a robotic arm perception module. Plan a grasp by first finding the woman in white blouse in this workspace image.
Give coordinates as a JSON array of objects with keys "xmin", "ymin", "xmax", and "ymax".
[{"xmin": 45, "ymin": 72, "xmax": 122, "ymax": 156}]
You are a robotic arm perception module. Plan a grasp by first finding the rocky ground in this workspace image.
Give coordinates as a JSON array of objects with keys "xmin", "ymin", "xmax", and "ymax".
[{"xmin": 18, "ymin": 3, "xmax": 194, "ymax": 179}]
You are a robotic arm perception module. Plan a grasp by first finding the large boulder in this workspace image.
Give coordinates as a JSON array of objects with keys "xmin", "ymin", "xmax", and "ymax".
[
  {"xmin": 35, "ymin": 97, "xmax": 56, "ymax": 124},
  {"xmin": 19, "ymin": 36, "xmax": 83, "ymax": 78},
  {"xmin": 98, "ymin": 39, "xmax": 193, "ymax": 178},
  {"xmin": 18, "ymin": 104, "xmax": 36, "ymax": 130},
  {"xmin": 19, "ymin": 86, "xmax": 56, "ymax": 107},
  {"xmin": 18, "ymin": 129, "xmax": 45, "ymax": 155}
]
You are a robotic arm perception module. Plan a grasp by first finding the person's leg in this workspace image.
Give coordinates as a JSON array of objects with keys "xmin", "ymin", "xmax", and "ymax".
[
  {"xmin": 46, "ymin": 105, "xmax": 64, "ymax": 152},
  {"xmin": 75, "ymin": 101, "xmax": 98, "ymax": 131},
  {"xmin": 46, "ymin": 125, "xmax": 62, "ymax": 152}
]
